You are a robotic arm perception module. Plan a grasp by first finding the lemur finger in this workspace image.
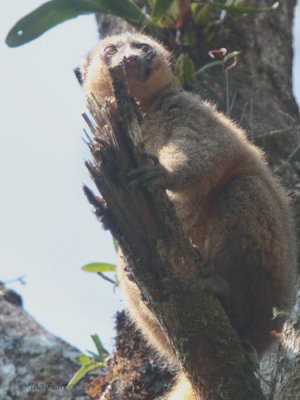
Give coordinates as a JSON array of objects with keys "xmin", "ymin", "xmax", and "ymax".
[
  {"xmin": 142, "ymin": 152, "xmax": 160, "ymax": 165},
  {"xmin": 128, "ymin": 166, "xmax": 150, "ymax": 180},
  {"xmin": 128, "ymin": 168, "xmax": 161, "ymax": 189}
]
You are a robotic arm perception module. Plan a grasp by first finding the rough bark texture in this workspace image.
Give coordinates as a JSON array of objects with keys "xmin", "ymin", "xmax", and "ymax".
[
  {"xmin": 91, "ymin": 1, "xmax": 300, "ymax": 399},
  {"xmin": 0, "ymin": 282, "xmax": 91, "ymax": 400},
  {"xmin": 260, "ymin": 277, "xmax": 300, "ymax": 400},
  {"xmin": 87, "ymin": 311, "xmax": 175, "ymax": 400}
]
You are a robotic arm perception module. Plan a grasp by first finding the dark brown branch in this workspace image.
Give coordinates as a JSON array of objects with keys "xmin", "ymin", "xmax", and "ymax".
[{"xmin": 84, "ymin": 63, "xmax": 266, "ymax": 400}]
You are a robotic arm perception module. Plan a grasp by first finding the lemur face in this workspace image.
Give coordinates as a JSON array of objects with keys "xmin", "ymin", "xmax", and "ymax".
[
  {"xmin": 102, "ymin": 41, "xmax": 156, "ymax": 82},
  {"xmin": 74, "ymin": 40, "xmax": 157, "ymax": 85},
  {"xmin": 77, "ymin": 32, "xmax": 173, "ymax": 106}
]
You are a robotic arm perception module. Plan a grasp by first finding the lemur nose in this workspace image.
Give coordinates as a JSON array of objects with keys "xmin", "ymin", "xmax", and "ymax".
[{"xmin": 123, "ymin": 54, "xmax": 138, "ymax": 64}]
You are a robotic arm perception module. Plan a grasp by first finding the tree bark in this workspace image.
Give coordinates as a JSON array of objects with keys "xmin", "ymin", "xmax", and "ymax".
[
  {"xmin": 0, "ymin": 283, "xmax": 90, "ymax": 400},
  {"xmin": 260, "ymin": 277, "xmax": 300, "ymax": 400}
]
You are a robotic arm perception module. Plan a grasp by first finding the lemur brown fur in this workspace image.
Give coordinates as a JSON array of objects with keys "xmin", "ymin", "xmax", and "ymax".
[{"xmin": 80, "ymin": 32, "xmax": 296, "ymax": 400}]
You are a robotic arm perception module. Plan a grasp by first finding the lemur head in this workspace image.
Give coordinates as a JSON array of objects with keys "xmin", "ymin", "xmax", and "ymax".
[{"xmin": 76, "ymin": 32, "xmax": 173, "ymax": 109}]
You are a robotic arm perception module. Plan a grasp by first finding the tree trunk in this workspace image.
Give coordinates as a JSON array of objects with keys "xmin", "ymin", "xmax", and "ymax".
[
  {"xmin": 91, "ymin": 1, "xmax": 300, "ymax": 399},
  {"xmin": 0, "ymin": 283, "xmax": 91, "ymax": 400}
]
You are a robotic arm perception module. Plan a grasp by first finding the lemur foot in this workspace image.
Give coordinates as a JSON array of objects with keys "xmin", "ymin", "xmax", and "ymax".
[{"xmin": 190, "ymin": 244, "xmax": 229, "ymax": 299}]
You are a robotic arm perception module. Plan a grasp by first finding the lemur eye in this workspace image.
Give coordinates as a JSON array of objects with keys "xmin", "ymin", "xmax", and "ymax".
[
  {"xmin": 104, "ymin": 46, "xmax": 118, "ymax": 56},
  {"xmin": 139, "ymin": 44, "xmax": 152, "ymax": 52}
]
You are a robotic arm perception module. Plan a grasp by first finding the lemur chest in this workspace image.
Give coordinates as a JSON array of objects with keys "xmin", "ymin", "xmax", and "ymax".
[
  {"xmin": 141, "ymin": 105, "xmax": 180, "ymax": 154},
  {"xmin": 141, "ymin": 118, "xmax": 166, "ymax": 155},
  {"xmin": 141, "ymin": 114, "xmax": 212, "ymax": 256}
]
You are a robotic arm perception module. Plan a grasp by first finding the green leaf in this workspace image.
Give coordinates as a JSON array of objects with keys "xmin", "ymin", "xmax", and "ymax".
[
  {"xmin": 168, "ymin": 0, "xmax": 178, "ymax": 20},
  {"xmin": 156, "ymin": 15, "xmax": 175, "ymax": 29},
  {"xmin": 245, "ymin": 345, "xmax": 260, "ymax": 370},
  {"xmin": 150, "ymin": 0, "xmax": 177, "ymax": 24},
  {"xmin": 224, "ymin": 51, "xmax": 241, "ymax": 61},
  {"xmin": 182, "ymin": 31, "xmax": 198, "ymax": 46},
  {"xmin": 224, "ymin": 0, "xmax": 236, "ymax": 5},
  {"xmin": 225, "ymin": 0, "xmax": 252, "ymax": 5},
  {"xmin": 191, "ymin": 3, "xmax": 211, "ymax": 26},
  {"xmin": 195, "ymin": 60, "xmax": 222, "ymax": 75},
  {"xmin": 195, "ymin": 51, "xmax": 240, "ymax": 75},
  {"xmin": 210, "ymin": 1, "xmax": 279, "ymax": 16},
  {"xmin": 235, "ymin": 0, "xmax": 252, "ymax": 6},
  {"xmin": 272, "ymin": 307, "xmax": 289, "ymax": 320},
  {"xmin": 87, "ymin": 350, "xmax": 99, "ymax": 358},
  {"xmin": 67, "ymin": 361, "xmax": 103, "ymax": 389},
  {"xmin": 112, "ymin": 237, "xmax": 119, "ymax": 253},
  {"xmin": 6, "ymin": 0, "xmax": 150, "ymax": 48},
  {"xmin": 82, "ymin": 262, "xmax": 116, "ymax": 273},
  {"xmin": 79, "ymin": 353, "xmax": 92, "ymax": 366},
  {"xmin": 175, "ymin": 54, "xmax": 196, "ymax": 86},
  {"xmin": 91, "ymin": 334, "xmax": 109, "ymax": 361}
]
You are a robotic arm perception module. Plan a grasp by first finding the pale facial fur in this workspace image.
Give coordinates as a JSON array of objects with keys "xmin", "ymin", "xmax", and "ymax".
[{"xmin": 82, "ymin": 32, "xmax": 173, "ymax": 109}]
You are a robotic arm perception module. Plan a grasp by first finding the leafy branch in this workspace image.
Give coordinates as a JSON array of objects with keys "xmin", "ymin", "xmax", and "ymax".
[
  {"xmin": 195, "ymin": 49, "xmax": 240, "ymax": 75},
  {"xmin": 82, "ymin": 262, "xmax": 117, "ymax": 285},
  {"xmin": 6, "ymin": 0, "xmax": 154, "ymax": 48},
  {"xmin": 6, "ymin": 0, "xmax": 281, "ymax": 47},
  {"xmin": 68, "ymin": 334, "xmax": 110, "ymax": 389},
  {"xmin": 210, "ymin": 1, "xmax": 279, "ymax": 16}
]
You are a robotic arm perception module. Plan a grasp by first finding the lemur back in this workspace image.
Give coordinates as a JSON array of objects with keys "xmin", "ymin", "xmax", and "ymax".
[{"xmin": 81, "ymin": 32, "xmax": 296, "ymax": 400}]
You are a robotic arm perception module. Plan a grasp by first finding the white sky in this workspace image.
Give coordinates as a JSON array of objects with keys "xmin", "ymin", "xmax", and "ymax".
[
  {"xmin": 1, "ymin": 1, "xmax": 121, "ymax": 353},
  {"xmin": 1, "ymin": 1, "xmax": 299, "ymax": 354}
]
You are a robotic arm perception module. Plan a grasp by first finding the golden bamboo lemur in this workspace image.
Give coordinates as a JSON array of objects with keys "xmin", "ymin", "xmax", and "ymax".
[{"xmin": 78, "ymin": 32, "xmax": 296, "ymax": 400}]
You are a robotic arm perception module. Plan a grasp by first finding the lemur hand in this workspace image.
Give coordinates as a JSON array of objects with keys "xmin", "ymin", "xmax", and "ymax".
[{"xmin": 128, "ymin": 153, "xmax": 169, "ymax": 189}]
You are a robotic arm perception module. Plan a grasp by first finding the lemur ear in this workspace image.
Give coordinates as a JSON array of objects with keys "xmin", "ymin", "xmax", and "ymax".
[{"xmin": 74, "ymin": 66, "xmax": 83, "ymax": 86}]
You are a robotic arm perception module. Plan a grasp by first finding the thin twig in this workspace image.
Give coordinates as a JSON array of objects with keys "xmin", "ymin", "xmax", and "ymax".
[
  {"xmin": 274, "ymin": 141, "xmax": 300, "ymax": 174},
  {"xmin": 4, "ymin": 275, "xmax": 26, "ymax": 285},
  {"xmin": 225, "ymin": 68, "xmax": 230, "ymax": 115},
  {"xmin": 239, "ymin": 101, "xmax": 249, "ymax": 126},
  {"xmin": 255, "ymin": 125, "xmax": 298, "ymax": 139},
  {"xmin": 229, "ymin": 91, "xmax": 237, "ymax": 115},
  {"xmin": 97, "ymin": 272, "xmax": 116, "ymax": 285},
  {"xmin": 287, "ymin": 142, "xmax": 300, "ymax": 162},
  {"xmin": 82, "ymin": 112, "xmax": 96, "ymax": 135}
]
